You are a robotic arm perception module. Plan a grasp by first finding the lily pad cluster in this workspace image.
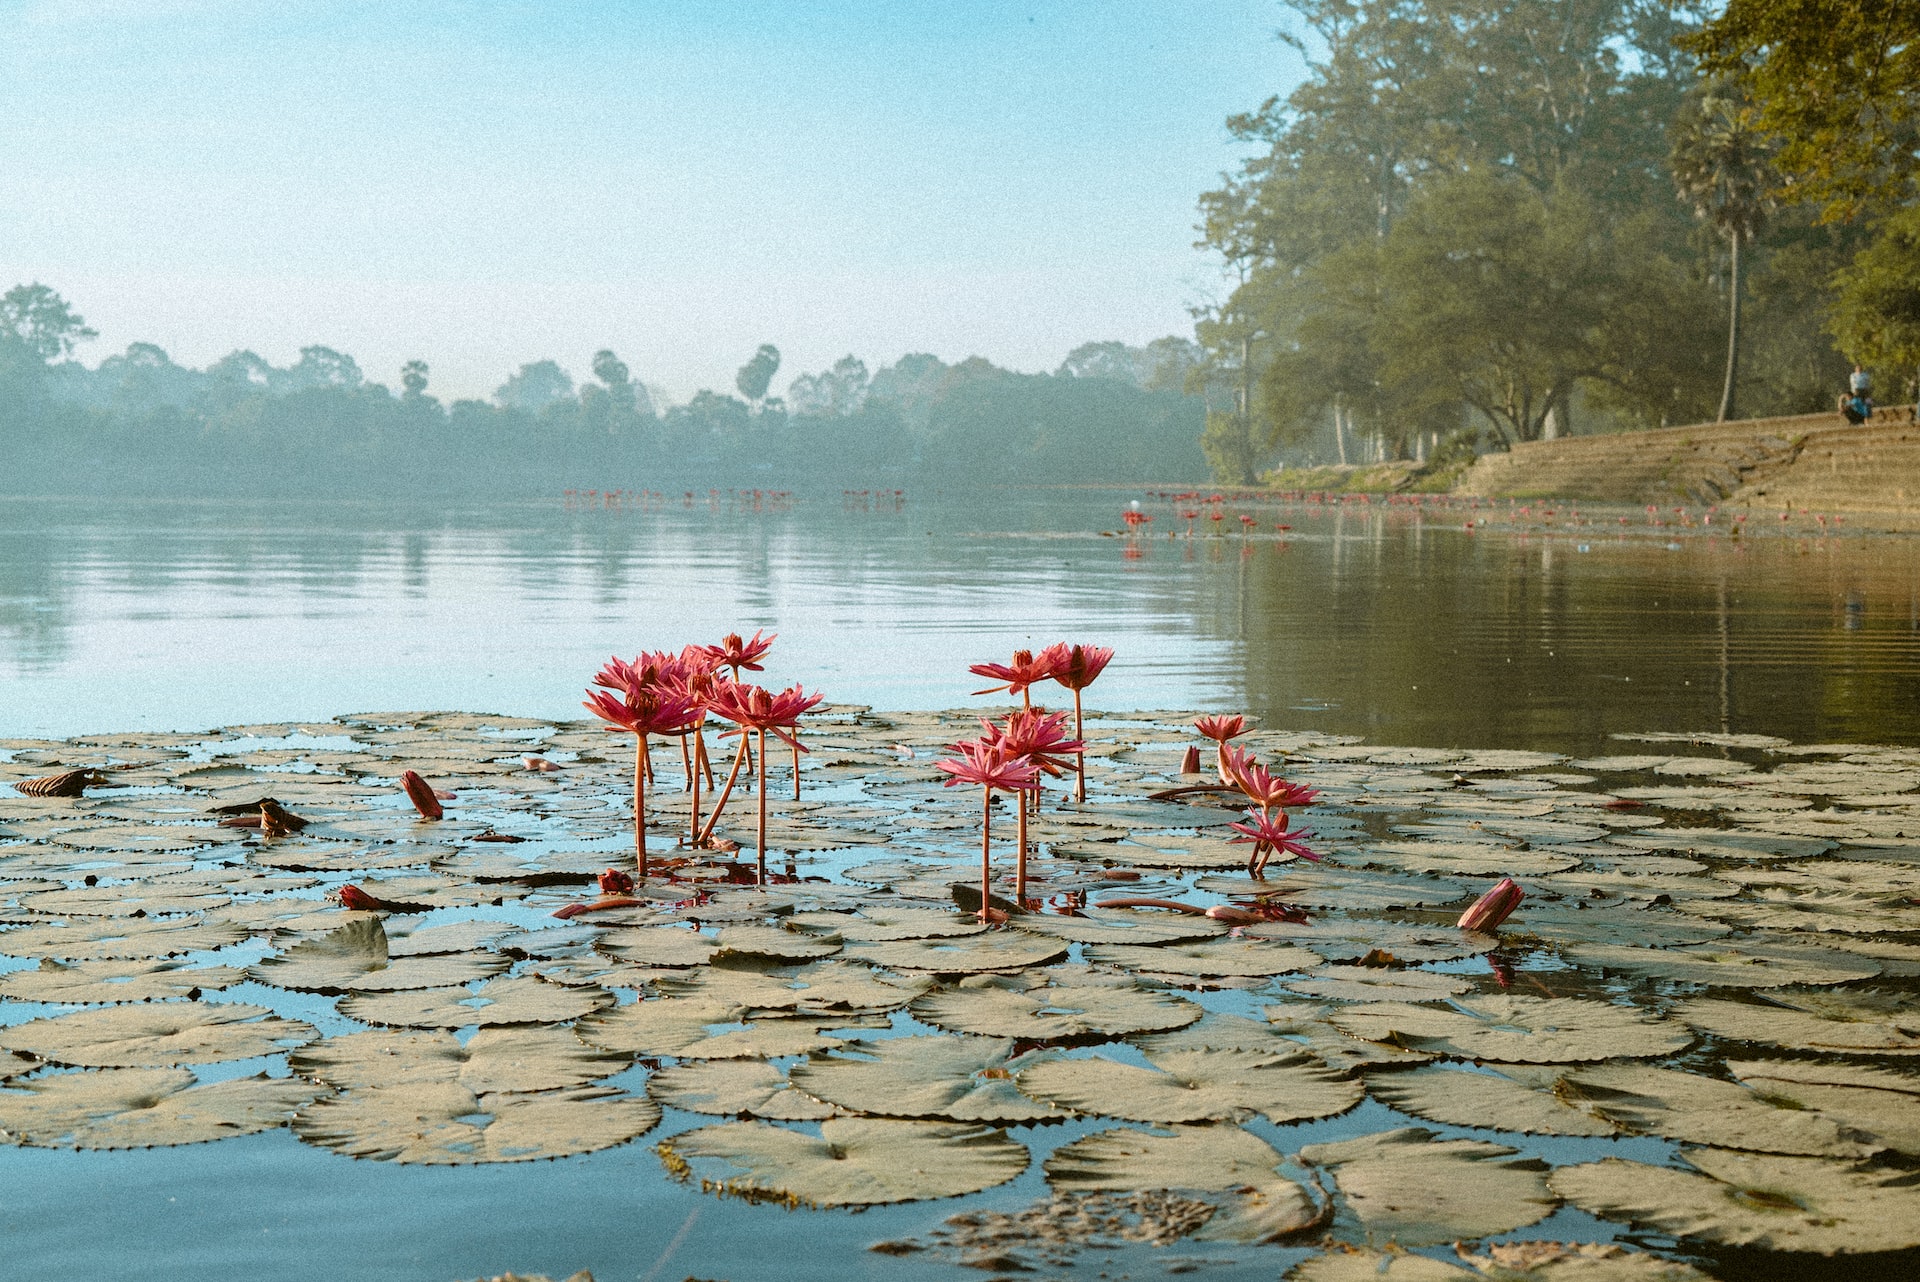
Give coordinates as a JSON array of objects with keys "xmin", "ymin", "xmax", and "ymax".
[{"xmin": 2, "ymin": 711, "xmax": 1918, "ymax": 1273}]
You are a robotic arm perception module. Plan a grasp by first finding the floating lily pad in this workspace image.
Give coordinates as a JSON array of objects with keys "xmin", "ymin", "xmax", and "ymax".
[
  {"xmin": 294, "ymin": 1082, "xmax": 658, "ymax": 1164},
  {"xmin": 337, "ymin": 976, "xmax": 613, "ymax": 1029},
  {"xmin": 1052, "ymin": 836, "xmax": 1253, "ymax": 870},
  {"xmin": 1045, "ymin": 1123, "xmax": 1292, "ymax": 1193},
  {"xmin": 1298, "ymin": 1127, "xmax": 1556, "ymax": 1246},
  {"xmin": 1348, "ymin": 840, "xmax": 1576, "ymax": 878},
  {"xmin": 246, "ymin": 918, "xmax": 509, "ymax": 993},
  {"xmin": 787, "ymin": 906, "xmax": 985, "ymax": 941},
  {"xmin": 595, "ymin": 926, "xmax": 720, "ymax": 968},
  {"xmin": 0, "ymin": 958, "xmax": 245, "ymax": 1004},
  {"xmin": 0, "ymin": 1068, "xmax": 324, "ymax": 1149},
  {"xmin": 576, "ymin": 997, "xmax": 744, "ymax": 1057},
  {"xmin": 1286, "ymin": 967, "xmax": 1473, "ymax": 1003},
  {"xmin": 0, "ymin": 1002, "xmax": 316, "ymax": 1067},
  {"xmin": 1676, "ymin": 990, "xmax": 1920, "ymax": 1055},
  {"xmin": 1729, "ymin": 1060, "xmax": 1920, "ymax": 1155},
  {"xmin": 663, "ymin": 1117, "xmax": 1027, "ymax": 1206},
  {"xmin": 1014, "ymin": 910, "xmax": 1226, "ymax": 946},
  {"xmin": 1246, "ymin": 918, "xmax": 1493, "ymax": 964},
  {"xmin": 1086, "ymin": 938, "xmax": 1320, "ymax": 978},
  {"xmin": 0, "ymin": 917, "xmax": 250, "ymax": 961},
  {"xmin": 289, "ymin": 1027, "xmax": 629, "ymax": 1092},
  {"xmin": 844, "ymin": 933, "xmax": 1068, "ymax": 973},
  {"xmin": 646, "ymin": 1059, "xmax": 835, "ymax": 1119},
  {"xmin": 712, "ymin": 924, "xmax": 843, "ymax": 962},
  {"xmin": 1331, "ymin": 996, "xmax": 1692, "ymax": 1063},
  {"xmin": 790, "ymin": 1035, "xmax": 1066, "ymax": 1123},
  {"xmin": 1562, "ymin": 941, "xmax": 1879, "ymax": 988},
  {"xmin": 1550, "ymin": 1148, "xmax": 1920, "ymax": 1254},
  {"xmin": 1017, "ymin": 1047, "xmax": 1360, "ymax": 1125},
  {"xmin": 1562, "ymin": 1063, "xmax": 1877, "ymax": 1157},
  {"xmin": 1366, "ymin": 1065, "xmax": 1618, "ymax": 1137},
  {"xmin": 909, "ymin": 977, "xmax": 1201, "ymax": 1041}
]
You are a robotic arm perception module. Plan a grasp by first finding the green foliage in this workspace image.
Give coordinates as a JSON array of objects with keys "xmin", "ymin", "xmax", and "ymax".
[
  {"xmin": 734, "ymin": 344, "xmax": 781, "ymax": 403},
  {"xmin": 1684, "ymin": 0, "xmax": 1920, "ymax": 221},
  {"xmin": 1, "ymin": 283, "xmax": 96, "ymax": 363},
  {"xmin": 1830, "ymin": 204, "xmax": 1920, "ymax": 387}
]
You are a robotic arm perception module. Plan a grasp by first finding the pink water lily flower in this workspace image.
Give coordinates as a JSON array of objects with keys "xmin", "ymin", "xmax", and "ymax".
[
  {"xmin": 1227, "ymin": 808, "xmax": 1319, "ymax": 876},
  {"xmin": 934, "ymin": 740, "xmax": 1041, "ymax": 922},
  {"xmin": 1459, "ymin": 877, "xmax": 1525, "ymax": 931},
  {"xmin": 1047, "ymin": 642, "xmax": 1114, "ymax": 802},
  {"xmin": 1221, "ymin": 744, "xmax": 1320, "ymax": 812},
  {"xmin": 970, "ymin": 649, "xmax": 1060, "ymax": 708},
  {"xmin": 979, "ymin": 708, "xmax": 1084, "ymax": 900},
  {"xmin": 584, "ymin": 669, "xmax": 700, "ymax": 880}
]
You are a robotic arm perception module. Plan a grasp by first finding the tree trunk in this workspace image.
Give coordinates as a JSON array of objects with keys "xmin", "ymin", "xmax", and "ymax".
[
  {"xmin": 1334, "ymin": 402, "xmax": 1349, "ymax": 465},
  {"xmin": 1718, "ymin": 234, "xmax": 1742, "ymax": 422}
]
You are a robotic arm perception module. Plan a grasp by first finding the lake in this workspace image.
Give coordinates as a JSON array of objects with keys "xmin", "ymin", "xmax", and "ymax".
[
  {"xmin": 3, "ymin": 489, "xmax": 1916, "ymax": 749},
  {"xmin": 2, "ymin": 487, "xmax": 1918, "ymax": 1282}
]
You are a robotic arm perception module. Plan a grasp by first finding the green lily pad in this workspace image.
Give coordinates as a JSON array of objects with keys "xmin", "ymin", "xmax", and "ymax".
[
  {"xmin": 1298, "ymin": 1127, "xmax": 1556, "ymax": 1246},
  {"xmin": 662, "ymin": 1117, "xmax": 1027, "ymax": 1206}
]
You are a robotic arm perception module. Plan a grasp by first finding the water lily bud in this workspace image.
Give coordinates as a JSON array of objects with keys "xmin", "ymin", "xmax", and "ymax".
[
  {"xmin": 1458, "ymin": 877, "xmax": 1524, "ymax": 931},
  {"xmin": 401, "ymin": 770, "xmax": 443, "ymax": 820},
  {"xmin": 334, "ymin": 883, "xmax": 382, "ymax": 911},
  {"xmin": 1179, "ymin": 745, "xmax": 1203, "ymax": 774},
  {"xmin": 598, "ymin": 867, "xmax": 635, "ymax": 896}
]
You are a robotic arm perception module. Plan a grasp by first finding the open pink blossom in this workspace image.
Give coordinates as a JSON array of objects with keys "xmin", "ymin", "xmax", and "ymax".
[{"xmin": 1227, "ymin": 808, "xmax": 1319, "ymax": 876}]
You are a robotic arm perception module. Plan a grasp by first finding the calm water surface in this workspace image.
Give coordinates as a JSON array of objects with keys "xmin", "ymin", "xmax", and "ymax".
[
  {"xmin": 2, "ymin": 490, "xmax": 1915, "ymax": 750},
  {"xmin": 3, "ymin": 488, "xmax": 1919, "ymax": 1282}
]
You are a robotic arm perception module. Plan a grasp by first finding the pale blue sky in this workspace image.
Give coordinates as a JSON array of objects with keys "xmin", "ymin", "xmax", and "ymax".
[{"xmin": 1, "ymin": 1, "xmax": 1303, "ymax": 400}]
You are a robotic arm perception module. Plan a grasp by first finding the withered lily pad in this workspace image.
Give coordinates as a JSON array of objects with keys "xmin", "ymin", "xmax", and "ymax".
[
  {"xmin": 1298, "ymin": 1127, "xmax": 1556, "ymax": 1245},
  {"xmin": 0, "ymin": 1068, "xmax": 324, "ymax": 1148},
  {"xmin": 1331, "ymin": 995, "xmax": 1692, "ymax": 1063},
  {"xmin": 788, "ymin": 1035, "xmax": 1065, "ymax": 1123},
  {"xmin": 910, "ymin": 976, "xmax": 1201, "ymax": 1041},
  {"xmin": 289, "ymin": 1026, "xmax": 629, "ymax": 1092},
  {"xmin": 662, "ymin": 1117, "xmax": 1027, "ymax": 1206},
  {"xmin": 337, "ymin": 976, "xmax": 613, "ymax": 1029},
  {"xmin": 1366, "ymin": 1065, "xmax": 1618, "ymax": 1137},
  {"xmin": 1016, "ymin": 1047, "xmax": 1360, "ymax": 1125},
  {"xmin": 0, "ymin": 958, "xmax": 245, "ymax": 1004},
  {"xmin": 1550, "ymin": 1148, "xmax": 1920, "ymax": 1254},
  {"xmin": 0, "ymin": 1002, "xmax": 316, "ymax": 1067},
  {"xmin": 294, "ymin": 1082, "xmax": 658, "ymax": 1164}
]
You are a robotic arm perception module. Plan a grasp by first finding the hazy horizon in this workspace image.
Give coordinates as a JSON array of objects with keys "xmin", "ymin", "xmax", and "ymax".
[{"xmin": 1, "ymin": 1, "xmax": 1302, "ymax": 402}]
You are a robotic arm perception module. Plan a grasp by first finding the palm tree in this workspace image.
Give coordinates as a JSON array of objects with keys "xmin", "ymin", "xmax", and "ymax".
[{"xmin": 1671, "ymin": 78, "xmax": 1776, "ymax": 422}]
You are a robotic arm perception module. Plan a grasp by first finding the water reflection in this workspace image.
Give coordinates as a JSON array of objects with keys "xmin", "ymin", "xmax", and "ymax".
[{"xmin": 0, "ymin": 492, "xmax": 1914, "ymax": 752}]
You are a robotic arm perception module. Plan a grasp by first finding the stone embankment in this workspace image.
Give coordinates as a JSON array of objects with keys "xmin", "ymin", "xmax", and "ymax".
[{"xmin": 1455, "ymin": 406, "xmax": 1920, "ymax": 515}]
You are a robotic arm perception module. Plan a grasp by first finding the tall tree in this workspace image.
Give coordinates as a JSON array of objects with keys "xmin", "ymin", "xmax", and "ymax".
[
  {"xmin": 1683, "ymin": 0, "xmax": 1920, "ymax": 221},
  {"xmin": 1829, "ymin": 204, "xmax": 1920, "ymax": 398},
  {"xmin": 400, "ymin": 360, "xmax": 430, "ymax": 401},
  {"xmin": 734, "ymin": 344, "xmax": 781, "ymax": 408},
  {"xmin": 1, "ymin": 284, "xmax": 96, "ymax": 362},
  {"xmin": 1671, "ymin": 78, "xmax": 1776, "ymax": 420}
]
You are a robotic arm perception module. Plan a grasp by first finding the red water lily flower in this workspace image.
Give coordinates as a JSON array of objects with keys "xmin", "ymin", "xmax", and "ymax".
[
  {"xmin": 699, "ymin": 680, "xmax": 824, "ymax": 885},
  {"xmin": 1194, "ymin": 715, "xmax": 1250, "ymax": 782},
  {"xmin": 707, "ymin": 630, "xmax": 775, "ymax": 677},
  {"xmin": 1221, "ymin": 744, "xmax": 1319, "ymax": 812},
  {"xmin": 1047, "ymin": 641, "xmax": 1113, "ymax": 802},
  {"xmin": 934, "ymin": 740, "xmax": 1041, "ymax": 923},
  {"xmin": 970, "ymin": 649, "xmax": 1059, "ymax": 708},
  {"xmin": 1227, "ymin": 808, "xmax": 1319, "ymax": 876},
  {"xmin": 585, "ymin": 670, "xmax": 701, "ymax": 880},
  {"xmin": 979, "ymin": 708, "xmax": 1085, "ymax": 900}
]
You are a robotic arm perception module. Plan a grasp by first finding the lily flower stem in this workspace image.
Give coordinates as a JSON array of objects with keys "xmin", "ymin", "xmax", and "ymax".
[
  {"xmin": 755, "ymin": 727, "xmax": 770, "ymax": 887},
  {"xmin": 695, "ymin": 732, "xmax": 716, "ymax": 790},
  {"xmin": 980, "ymin": 789, "xmax": 993, "ymax": 924},
  {"xmin": 1015, "ymin": 787, "xmax": 1029, "ymax": 901},
  {"xmin": 696, "ymin": 734, "xmax": 751, "ymax": 847},
  {"xmin": 688, "ymin": 733, "xmax": 703, "ymax": 847},
  {"xmin": 1073, "ymin": 688, "xmax": 1087, "ymax": 804},
  {"xmin": 792, "ymin": 739, "xmax": 801, "ymax": 801},
  {"xmin": 634, "ymin": 735, "xmax": 649, "ymax": 880},
  {"xmin": 678, "ymin": 735, "xmax": 693, "ymax": 793}
]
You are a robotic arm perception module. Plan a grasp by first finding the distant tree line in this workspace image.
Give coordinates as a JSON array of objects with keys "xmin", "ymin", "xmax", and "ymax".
[
  {"xmin": 0, "ymin": 294, "xmax": 1207, "ymax": 497},
  {"xmin": 1194, "ymin": 0, "xmax": 1920, "ymax": 482}
]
